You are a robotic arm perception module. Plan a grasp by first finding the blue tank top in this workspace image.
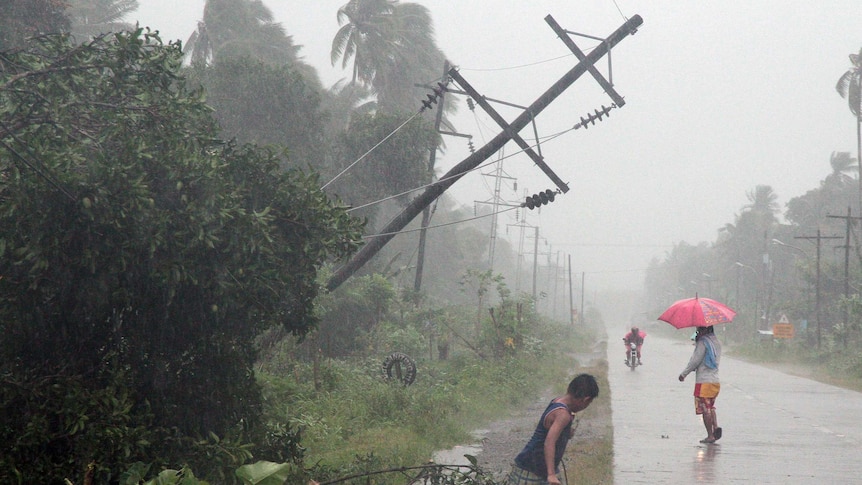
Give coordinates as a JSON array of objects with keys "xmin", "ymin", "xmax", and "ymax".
[{"xmin": 513, "ymin": 400, "xmax": 573, "ymax": 478}]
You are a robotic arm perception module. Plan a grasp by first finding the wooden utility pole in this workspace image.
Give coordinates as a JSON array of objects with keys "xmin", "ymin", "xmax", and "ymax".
[
  {"xmin": 568, "ymin": 254, "xmax": 575, "ymax": 326},
  {"xmin": 795, "ymin": 230, "xmax": 841, "ymax": 348},
  {"xmin": 413, "ymin": 61, "xmax": 450, "ymax": 293},
  {"xmin": 326, "ymin": 15, "xmax": 643, "ymax": 292},
  {"xmin": 826, "ymin": 206, "xmax": 862, "ymax": 341},
  {"xmin": 581, "ymin": 271, "xmax": 586, "ymax": 325},
  {"xmin": 532, "ymin": 226, "xmax": 540, "ymax": 301}
]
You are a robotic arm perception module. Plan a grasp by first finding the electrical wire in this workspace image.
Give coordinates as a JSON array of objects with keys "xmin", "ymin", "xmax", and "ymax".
[
  {"xmin": 345, "ymin": 155, "xmax": 502, "ymax": 213},
  {"xmin": 458, "ymin": 44, "xmax": 598, "ymax": 73},
  {"xmin": 322, "ymin": 110, "xmax": 422, "ymax": 189},
  {"xmin": 611, "ymin": 0, "xmax": 630, "ymax": 22},
  {"xmin": 346, "ymin": 124, "xmax": 578, "ymax": 213},
  {"xmin": 323, "ymin": 78, "xmax": 449, "ymax": 190},
  {"xmin": 0, "ymin": 135, "xmax": 76, "ymax": 201},
  {"xmin": 362, "ymin": 205, "xmax": 520, "ymax": 239},
  {"xmin": 461, "ymin": 54, "xmax": 572, "ymax": 72}
]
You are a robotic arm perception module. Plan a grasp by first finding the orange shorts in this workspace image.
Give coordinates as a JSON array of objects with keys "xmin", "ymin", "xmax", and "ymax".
[{"xmin": 693, "ymin": 383, "xmax": 720, "ymax": 415}]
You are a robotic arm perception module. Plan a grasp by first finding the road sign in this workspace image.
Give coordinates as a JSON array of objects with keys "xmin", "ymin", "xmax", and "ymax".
[{"xmin": 772, "ymin": 322, "xmax": 795, "ymax": 339}]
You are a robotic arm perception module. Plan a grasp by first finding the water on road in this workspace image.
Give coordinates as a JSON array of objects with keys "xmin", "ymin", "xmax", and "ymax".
[{"xmin": 609, "ymin": 330, "xmax": 862, "ymax": 483}]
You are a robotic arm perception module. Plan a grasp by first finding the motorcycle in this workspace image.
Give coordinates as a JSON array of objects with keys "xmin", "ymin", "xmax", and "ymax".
[{"xmin": 626, "ymin": 341, "xmax": 639, "ymax": 371}]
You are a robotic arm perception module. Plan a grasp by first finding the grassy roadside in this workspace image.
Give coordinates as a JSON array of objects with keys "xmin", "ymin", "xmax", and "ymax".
[
  {"xmin": 728, "ymin": 340, "xmax": 862, "ymax": 392},
  {"xmin": 259, "ymin": 320, "xmax": 606, "ymax": 484},
  {"xmin": 562, "ymin": 356, "xmax": 613, "ymax": 484}
]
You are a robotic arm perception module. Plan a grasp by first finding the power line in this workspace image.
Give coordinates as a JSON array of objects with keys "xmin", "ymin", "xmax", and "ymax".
[
  {"xmin": 458, "ymin": 45, "xmax": 599, "ymax": 73},
  {"xmin": 322, "ymin": 110, "xmax": 422, "ymax": 189},
  {"xmin": 346, "ymin": 122, "xmax": 579, "ymax": 213},
  {"xmin": 362, "ymin": 206, "xmax": 519, "ymax": 239}
]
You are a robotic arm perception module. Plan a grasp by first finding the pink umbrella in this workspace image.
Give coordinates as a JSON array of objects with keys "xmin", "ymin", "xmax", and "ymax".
[{"xmin": 658, "ymin": 296, "xmax": 736, "ymax": 329}]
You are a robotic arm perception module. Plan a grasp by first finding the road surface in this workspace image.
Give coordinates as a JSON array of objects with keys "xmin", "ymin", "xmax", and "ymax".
[{"xmin": 609, "ymin": 329, "xmax": 862, "ymax": 483}]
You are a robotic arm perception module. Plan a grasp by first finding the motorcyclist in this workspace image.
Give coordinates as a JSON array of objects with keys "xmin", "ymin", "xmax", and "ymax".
[{"xmin": 623, "ymin": 326, "xmax": 646, "ymax": 365}]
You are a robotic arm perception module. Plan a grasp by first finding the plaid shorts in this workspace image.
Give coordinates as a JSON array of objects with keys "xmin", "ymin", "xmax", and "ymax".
[
  {"xmin": 506, "ymin": 464, "xmax": 563, "ymax": 485},
  {"xmin": 693, "ymin": 383, "xmax": 720, "ymax": 415}
]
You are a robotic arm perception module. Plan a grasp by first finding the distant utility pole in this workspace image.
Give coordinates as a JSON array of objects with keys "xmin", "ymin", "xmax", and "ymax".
[
  {"xmin": 795, "ymin": 230, "xmax": 841, "ymax": 348},
  {"xmin": 326, "ymin": 15, "xmax": 643, "ymax": 292},
  {"xmin": 414, "ymin": 61, "xmax": 472, "ymax": 293},
  {"xmin": 507, "ymin": 217, "xmax": 534, "ymax": 294},
  {"xmin": 568, "ymin": 254, "xmax": 575, "ymax": 326},
  {"xmin": 473, "ymin": 152, "xmax": 518, "ymax": 270},
  {"xmin": 826, "ymin": 206, "xmax": 862, "ymax": 340}
]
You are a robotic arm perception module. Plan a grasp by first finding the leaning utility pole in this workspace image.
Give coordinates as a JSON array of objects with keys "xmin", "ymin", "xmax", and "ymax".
[{"xmin": 327, "ymin": 14, "xmax": 643, "ymax": 292}]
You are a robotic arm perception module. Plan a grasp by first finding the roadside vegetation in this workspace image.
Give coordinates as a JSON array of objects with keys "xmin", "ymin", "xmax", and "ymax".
[
  {"xmin": 255, "ymin": 277, "xmax": 608, "ymax": 484},
  {"xmin": 730, "ymin": 338, "xmax": 862, "ymax": 392}
]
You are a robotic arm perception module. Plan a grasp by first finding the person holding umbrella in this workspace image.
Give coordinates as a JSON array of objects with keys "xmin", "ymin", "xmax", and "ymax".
[{"xmin": 678, "ymin": 325, "xmax": 723, "ymax": 444}]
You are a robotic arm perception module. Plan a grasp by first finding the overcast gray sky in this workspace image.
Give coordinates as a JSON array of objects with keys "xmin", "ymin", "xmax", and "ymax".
[{"xmin": 134, "ymin": 1, "xmax": 862, "ymax": 292}]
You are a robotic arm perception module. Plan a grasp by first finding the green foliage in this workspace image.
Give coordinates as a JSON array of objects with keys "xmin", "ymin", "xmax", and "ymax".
[
  {"xmin": 187, "ymin": 56, "xmax": 326, "ymax": 170},
  {"xmin": 0, "ymin": 0, "xmax": 70, "ymax": 50},
  {"xmin": 325, "ymin": 112, "xmax": 437, "ymax": 225},
  {"xmin": 0, "ymin": 30, "xmax": 363, "ymax": 482},
  {"xmin": 0, "ymin": 370, "xmax": 153, "ymax": 483},
  {"xmin": 121, "ymin": 464, "xmax": 208, "ymax": 485},
  {"xmin": 316, "ymin": 274, "xmax": 399, "ymax": 356},
  {"xmin": 234, "ymin": 461, "xmax": 294, "ymax": 485}
]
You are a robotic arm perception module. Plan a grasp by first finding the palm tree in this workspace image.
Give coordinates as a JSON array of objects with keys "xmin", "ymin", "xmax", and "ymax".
[
  {"xmin": 331, "ymin": 0, "xmax": 446, "ymax": 113},
  {"xmin": 185, "ymin": 0, "xmax": 302, "ymax": 68},
  {"xmin": 330, "ymin": 0, "xmax": 392, "ymax": 86},
  {"xmin": 828, "ymin": 151, "xmax": 857, "ymax": 187},
  {"xmin": 744, "ymin": 184, "xmax": 780, "ymax": 219},
  {"xmin": 836, "ymin": 47, "xmax": 862, "ymax": 210},
  {"xmin": 66, "ymin": 0, "xmax": 138, "ymax": 42}
]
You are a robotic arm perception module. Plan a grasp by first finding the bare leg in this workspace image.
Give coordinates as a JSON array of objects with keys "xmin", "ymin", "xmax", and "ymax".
[
  {"xmin": 713, "ymin": 409, "xmax": 722, "ymax": 440},
  {"xmin": 700, "ymin": 410, "xmax": 716, "ymax": 443}
]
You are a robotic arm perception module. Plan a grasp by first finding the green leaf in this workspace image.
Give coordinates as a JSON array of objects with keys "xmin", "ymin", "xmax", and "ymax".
[{"xmin": 234, "ymin": 461, "xmax": 294, "ymax": 485}]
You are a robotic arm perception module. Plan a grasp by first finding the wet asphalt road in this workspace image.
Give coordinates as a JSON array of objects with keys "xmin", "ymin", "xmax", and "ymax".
[{"xmin": 608, "ymin": 330, "xmax": 862, "ymax": 484}]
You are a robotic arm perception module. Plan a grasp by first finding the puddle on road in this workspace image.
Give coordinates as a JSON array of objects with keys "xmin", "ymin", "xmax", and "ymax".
[{"xmin": 432, "ymin": 429, "xmax": 488, "ymax": 466}]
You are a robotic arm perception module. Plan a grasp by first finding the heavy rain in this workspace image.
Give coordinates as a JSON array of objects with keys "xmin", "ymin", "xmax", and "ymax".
[{"xmin": 2, "ymin": 1, "xmax": 862, "ymax": 484}]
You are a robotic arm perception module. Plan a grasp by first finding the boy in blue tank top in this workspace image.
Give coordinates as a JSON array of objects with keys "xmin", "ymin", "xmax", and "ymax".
[{"xmin": 506, "ymin": 374, "xmax": 599, "ymax": 485}]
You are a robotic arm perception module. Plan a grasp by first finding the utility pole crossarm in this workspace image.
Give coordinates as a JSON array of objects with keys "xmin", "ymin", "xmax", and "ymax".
[
  {"xmin": 325, "ymin": 14, "xmax": 643, "ymax": 292},
  {"xmin": 545, "ymin": 15, "xmax": 626, "ymax": 108},
  {"xmin": 448, "ymin": 69, "xmax": 569, "ymax": 193}
]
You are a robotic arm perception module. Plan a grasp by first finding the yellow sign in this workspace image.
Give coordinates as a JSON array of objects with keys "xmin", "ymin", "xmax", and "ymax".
[{"xmin": 772, "ymin": 323, "xmax": 795, "ymax": 339}]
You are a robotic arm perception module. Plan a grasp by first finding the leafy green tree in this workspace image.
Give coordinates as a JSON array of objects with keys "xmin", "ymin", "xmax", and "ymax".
[
  {"xmin": 0, "ymin": 0, "xmax": 70, "ymax": 50},
  {"xmin": 836, "ymin": 47, "xmax": 862, "ymax": 210},
  {"xmin": 325, "ymin": 111, "xmax": 437, "ymax": 226},
  {"xmin": 189, "ymin": 56, "xmax": 327, "ymax": 170},
  {"xmin": 0, "ymin": 30, "xmax": 362, "ymax": 482}
]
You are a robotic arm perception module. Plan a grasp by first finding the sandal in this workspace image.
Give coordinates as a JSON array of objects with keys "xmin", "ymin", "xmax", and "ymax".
[{"xmin": 714, "ymin": 427, "xmax": 722, "ymax": 440}]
